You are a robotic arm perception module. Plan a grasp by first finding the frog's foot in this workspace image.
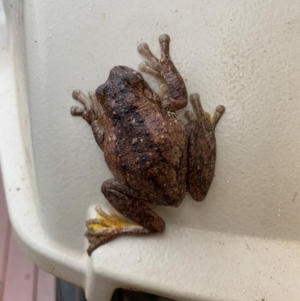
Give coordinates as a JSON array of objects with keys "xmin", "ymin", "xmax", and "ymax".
[
  {"xmin": 71, "ymin": 89, "xmax": 103, "ymax": 125},
  {"xmin": 137, "ymin": 34, "xmax": 171, "ymax": 83},
  {"xmin": 85, "ymin": 206, "xmax": 149, "ymax": 256},
  {"xmin": 138, "ymin": 34, "xmax": 187, "ymax": 110},
  {"xmin": 138, "ymin": 34, "xmax": 171, "ymax": 67},
  {"xmin": 185, "ymin": 93, "xmax": 225, "ymax": 133},
  {"xmin": 212, "ymin": 104, "xmax": 226, "ymax": 131}
]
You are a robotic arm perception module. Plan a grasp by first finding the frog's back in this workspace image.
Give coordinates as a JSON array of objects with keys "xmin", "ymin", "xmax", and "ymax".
[{"xmin": 102, "ymin": 96, "xmax": 186, "ymax": 203}]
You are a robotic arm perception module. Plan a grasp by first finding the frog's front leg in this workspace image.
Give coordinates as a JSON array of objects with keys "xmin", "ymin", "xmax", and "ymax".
[
  {"xmin": 185, "ymin": 93, "xmax": 225, "ymax": 201},
  {"xmin": 138, "ymin": 34, "xmax": 187, "ymax": 111},
  {"xmin": 71, "ymin": 89, "xmax": 104, "ymax": 150},
  {"xmin": 85, "ymin": 179, "xmax": 165, "ymax": 255}
]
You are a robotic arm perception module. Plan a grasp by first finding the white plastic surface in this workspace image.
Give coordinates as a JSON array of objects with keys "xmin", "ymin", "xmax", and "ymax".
[{"xmin": 1, "ymin": 0, "xmax": 300, "ymax": 300}]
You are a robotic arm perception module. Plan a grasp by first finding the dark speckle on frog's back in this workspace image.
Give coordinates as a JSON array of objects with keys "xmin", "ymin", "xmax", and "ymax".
[{"xmin": 96, "ymin": 66, "xmax": 186, "ymax": 201}]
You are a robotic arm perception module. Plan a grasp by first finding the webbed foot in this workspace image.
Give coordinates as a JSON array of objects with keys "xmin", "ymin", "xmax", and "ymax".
[{"xmin": 85, "ymin": 206, "xmax": 147, "ymax": 256}]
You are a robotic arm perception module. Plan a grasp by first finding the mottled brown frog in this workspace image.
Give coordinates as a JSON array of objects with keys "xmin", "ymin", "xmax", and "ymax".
[{"xmin": 71, "ymin": 34, "xmax": 225, "ymax": 255}]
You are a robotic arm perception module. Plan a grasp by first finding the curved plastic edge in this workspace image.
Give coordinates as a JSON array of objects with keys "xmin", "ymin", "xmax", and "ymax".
[{"xmin": 0, "ymin": 2, "xmax": 86, "ymax": 289}]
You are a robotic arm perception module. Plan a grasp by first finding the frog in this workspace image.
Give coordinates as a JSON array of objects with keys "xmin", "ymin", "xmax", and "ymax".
[{"xmin": 70, "ymin": 34, "xmax": 225, "ymax": 256}]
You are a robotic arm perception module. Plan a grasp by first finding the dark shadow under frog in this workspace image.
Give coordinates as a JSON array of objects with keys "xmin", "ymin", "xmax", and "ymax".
[{"xmin": 70, "ymin": 34, "xmax": 225, "ymax": 255}]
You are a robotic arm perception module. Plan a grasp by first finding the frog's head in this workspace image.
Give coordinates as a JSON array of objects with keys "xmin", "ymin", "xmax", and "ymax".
[
  {"xmin": 95, "ymin": 66, "xmax": 148, "ymax": 104},
  {"xmin": 95, "ymin": 66, "xmax": 160, "ymax": 119},
  {"xmin": 109, "ymin": 65, "xmax": 145, "ymax": 87}
]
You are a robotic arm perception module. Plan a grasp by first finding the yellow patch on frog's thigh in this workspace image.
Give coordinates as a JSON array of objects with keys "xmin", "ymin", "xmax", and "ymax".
[{"xmin": 86, "ymin": 206, "xmax": 143, "ymax": 233}]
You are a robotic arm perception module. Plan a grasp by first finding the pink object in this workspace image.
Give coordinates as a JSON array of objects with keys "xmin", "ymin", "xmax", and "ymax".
[
  {"xmin": 0, "ymin": 172, "xmax": 56, "ymax": 301},
  {"xmin": 2, "ymin": 233, "xmax": 36, "ymax": 301},
  {"xmin": 36, "ymin": 269, "xmax": 56, "ymax": 301},
  {"xmin": 0, "ymin": 171, "xmax": 10, "ymax": 300}
]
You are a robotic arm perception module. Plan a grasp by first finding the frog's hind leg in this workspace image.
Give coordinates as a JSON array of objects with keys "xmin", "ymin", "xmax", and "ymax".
[
  {"xmin": 185, "ymin": 93, "xmax": 225, "ymax": 202},
  {"xmin": 85, "ymin": 179, "xmax": 165, "ymax": 255}
]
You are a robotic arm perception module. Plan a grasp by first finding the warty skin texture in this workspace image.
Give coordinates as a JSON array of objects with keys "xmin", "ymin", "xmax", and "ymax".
[{"xmin": 70, "ymin": 34, "xmax": 225, "ymax": 255}]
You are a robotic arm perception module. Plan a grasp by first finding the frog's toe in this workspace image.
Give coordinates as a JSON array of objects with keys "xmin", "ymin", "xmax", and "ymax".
[
  {"xmin": 88, "ymin": 91, "xmax": 103, "ymax": 120},
  {"xmin": 159, "ymin": 34, "xmax": 171, "ymax": 59},
  {"xmin": 138, "ymin": 42, "xmax": 159, "ymax": 67},
  {"xmin": 71, "ymin": 89, "xmax": 93, "ymax": 117},
  {"xmin": 70, "ymin": 106, "xmax": 84, "ymax": 116},
  {"xmin": 190, "ymin": 93, "xmax": 206, "ymax": 122},
  {"xmin": 139, "ymin": 61, "xmax": 151, "ymax": 72},
  {"xmin": 159, "ymin": 34, "xmax": 170, "ymax": 44},
  {"xmin": 139, "ymin": 61, "xmax": 163, "ymax": 80},
  {"xmin": 212, "ymin": 105, "xmax": 226, "ymax": 128},
  {"xmin": 184, "ymin": 110, "xmax": 196, "ymax": 122},
  {"xmin": 72, "ymin": 89, "xmax": 91, "ymax": 109},
  {"xmin": 190, "ymin": 93, "xmax": 201, "ymax": 104},
  {"xmin": 137, "ymin": 42, "xmax": 150, "ymax": 55},
  {"xmin": 216, "ymin": 105, "xmax": 226, "ymax": 114},
  {"xmin": 71, "ymin": 89, "xmax": 101, "ymax": 124}
]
